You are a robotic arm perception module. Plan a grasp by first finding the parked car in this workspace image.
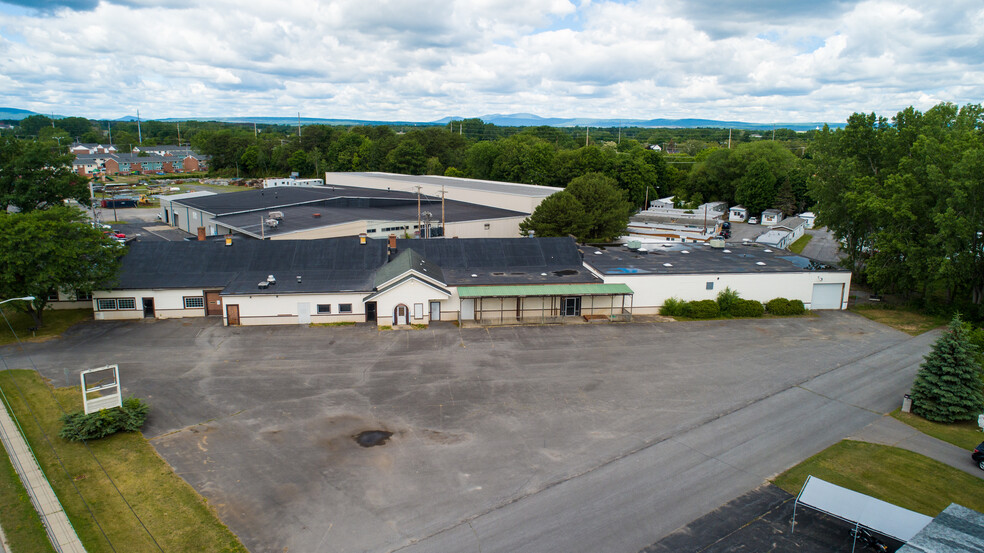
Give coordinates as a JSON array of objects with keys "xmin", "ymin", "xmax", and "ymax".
[
  {"xmin": 748, "ymin": 217, "xmax": 759, "ymax": 224},
  {"xmin": 973, "ymin": 442, "xmax": 984, "ymax": 470},
  {"xmin": 719, "ymin": 229, "xmax": 731, "ymax": 239},
  {"xmin": 722, "ymin": 221, "xmax": 731, "ymax": 230}
]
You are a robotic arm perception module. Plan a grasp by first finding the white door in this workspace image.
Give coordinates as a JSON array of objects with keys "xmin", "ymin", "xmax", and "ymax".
[
  {"xmin": 297, "ymin": 302, "xmax": 311, "ymax": 324},
  {"xmin": 429, "ymin": 301, "xmax": 441, "ymax": 321},
  {"xmin": 811, "ymin": 283, "xmax": 843, "ymax": 310},
  {"xmin": 460, "ymin": 298, "xmax": 475, "ymax": 320}
]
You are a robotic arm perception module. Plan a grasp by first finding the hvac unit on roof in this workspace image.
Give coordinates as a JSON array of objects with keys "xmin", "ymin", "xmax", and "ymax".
[
  {"xmin": 265, "ymin": 218, "xmax": 280, "ymax": 228},
  {"xmin": 268, "ymin": 211, "xmax": 284, "ymax": 220}
]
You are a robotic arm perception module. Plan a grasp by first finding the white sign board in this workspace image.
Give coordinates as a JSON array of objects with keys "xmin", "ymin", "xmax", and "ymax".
[{"xmin": 81, "ymin": 365, "xmax": 122, "ymax": 415}]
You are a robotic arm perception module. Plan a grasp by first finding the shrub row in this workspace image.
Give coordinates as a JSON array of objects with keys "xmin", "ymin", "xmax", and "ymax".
[
  {"xmin": 658, "ymin": 289, "xmax": 805, "ymax": 319},
  {"xmin": 59, "ymin": 397, "xmax": 149, "ymax": 442}
]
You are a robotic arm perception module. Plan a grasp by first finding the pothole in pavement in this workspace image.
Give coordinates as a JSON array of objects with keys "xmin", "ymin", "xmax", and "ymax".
[{"xmin": 353, "ymin": 430, "xmax": 393, "ymax": 447}]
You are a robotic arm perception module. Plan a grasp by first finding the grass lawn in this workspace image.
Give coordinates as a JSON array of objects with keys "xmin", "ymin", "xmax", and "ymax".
[
  {"xmin": 0, "ymin": 439, "xmax": 55, "ymax": 553},
  {"xmin": 891, "ymin": 409, "xmax": 984, "ymax": 450},
  {"xmin": 0, "ymin": 309, "xmax": 94, "ymax": 347},
  {"xmin": 788, "ymin": 234, "xmax": 813, "ymax": 254},
  {"xmin": 773, "ymin": 440, "xmax": 984, "ymax": 516},
  {"xmin": 0, "ymin": 370, "xmax": 247, "ymax": 553},
  {"xmin": 849, "ymin": 304, "xmax": 945, "ymax": 335}
]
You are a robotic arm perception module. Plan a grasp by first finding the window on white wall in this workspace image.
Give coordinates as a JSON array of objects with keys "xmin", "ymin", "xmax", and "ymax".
[
  {"xmin": 116, "ymin": 298, "xmax": 136, "ymax": 310},
  {"xmin": 317, "ymin": 304, "xmax": 331, "ymax": 314},
  {"xmin": 184, "ymin": 296, "xmax": 205, "ymax": 309},
  {"xmin": 96, "ymin": 299, "xmax": 117, "ymax": 311},
  {"xmin": 706, "ymin": 282, "xmax": 714, "ymax": 290},
  {"xmin": 484, "ymin": 223, "xmax": 491, "ymax": 230},
  {"xmin": 339, "ymin": 303, "xmax": 352, "ymax": 313},
  {"xmin": 414, "ymin": 303, "xmax": 424, "ymax": 319}
]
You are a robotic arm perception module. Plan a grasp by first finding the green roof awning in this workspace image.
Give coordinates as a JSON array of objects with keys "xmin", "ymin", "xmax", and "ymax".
[{"xmin": 457, "ymin": 283, "xmax": 633, "ymax": 299}]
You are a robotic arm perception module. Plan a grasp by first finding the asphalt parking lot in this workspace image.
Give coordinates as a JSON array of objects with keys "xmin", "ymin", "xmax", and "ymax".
[{"xmin": 4, "ymin": 313, "xmax": 918, "ymax": 553}]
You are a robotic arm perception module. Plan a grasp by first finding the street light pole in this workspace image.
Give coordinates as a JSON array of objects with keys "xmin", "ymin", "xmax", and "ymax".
[{"xmin": 0, "ymin": 297, "xmax": 35, "ymax": 306}]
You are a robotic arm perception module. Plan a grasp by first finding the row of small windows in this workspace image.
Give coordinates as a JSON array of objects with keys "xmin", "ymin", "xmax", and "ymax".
[
  {"xmin": 316, "ymin": 303, "xmax": 352, "ymax": 314},
  {"xmin": 97, "ymin": 298, "xmax": 136, "ymax": 311}
]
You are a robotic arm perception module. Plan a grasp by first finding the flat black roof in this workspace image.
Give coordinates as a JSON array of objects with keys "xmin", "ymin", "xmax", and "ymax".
[
  {"xmin": 214, "ymin": 196, "xmax": 525, "ymax": 238},
  {"xmin": 581, "ymin": 242, "xmax": 846, "ymax": 275},
  {"xmin": 172, "ymin": 186, "xmax": 418, "ymax": 216}
]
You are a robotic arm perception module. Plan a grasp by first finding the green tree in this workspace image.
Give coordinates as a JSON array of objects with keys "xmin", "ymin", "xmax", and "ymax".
[
  {"xmin": 386, "ymin": 138, "xmax": 427, "ymax": 175},
  {"xmin": 909, "ymin": 315, "xmax": 984, "ymax": 422},
  {"xmin": 519, "ymin": 191, "xmax": 587, "ymax": 238},
  {"xmin": 0, "ymin": 207, "xmax": 121, "ymax": 326},
  {"xmin": 0, "ymin": 137, "xmax": 90, "ymax": 211},
  {"xmin": 734, "ymin": 158, "xmax": 776, "ymax": 215},
  {"xmin": 17, "ymin": 115, "xmax": 53, "ymax": 136},
  {"xmin": 565, "ymin": 173, "xmax": 632, "ymax": 241}
]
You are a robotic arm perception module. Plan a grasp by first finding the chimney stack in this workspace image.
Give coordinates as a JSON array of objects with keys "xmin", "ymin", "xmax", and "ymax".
[
  {"xmin": 388, "ymin": 234, "xmax": 397, "ymax": 250},
  {"xmin": 197, "ymin": 227, "xmax": 206, "ymax": 241},
  {"xmin": 224, "ymin": 234, "xmax": 233, "ymax": 246},
  {"xmin": 359, "ymin": 233, "xmax": 367, "ymax": 245}
]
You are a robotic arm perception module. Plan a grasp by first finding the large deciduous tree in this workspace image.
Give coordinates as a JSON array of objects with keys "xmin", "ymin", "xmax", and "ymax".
[
  {"xmin": 0, "ymin": 206, "xmax": 122, "ymax": 327},
  {"xmin": 909, "ymin": 315, "xmax": 984, "ymax": 423},
  {"xmin": 0, "ymin": 136, "xmax": 90, "ymax": 212},
  {"xmin": 520, "ymin": 173, "xmax": 631, "ymax": 241}
]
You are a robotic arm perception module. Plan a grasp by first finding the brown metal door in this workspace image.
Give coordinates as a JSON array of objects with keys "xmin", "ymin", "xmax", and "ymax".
[
  {"xmin": 205, "ymin": 291, "xmax": 221, "ymax": 316},
  {"xmin": 226, "ymin": 304, "xmax": 240, "ymax": 326}
]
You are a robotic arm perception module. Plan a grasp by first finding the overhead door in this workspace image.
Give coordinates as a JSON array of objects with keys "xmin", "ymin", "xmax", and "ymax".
[{"xmin": 811, "ymin": 283, "xmax": 844, "ymax": 310}]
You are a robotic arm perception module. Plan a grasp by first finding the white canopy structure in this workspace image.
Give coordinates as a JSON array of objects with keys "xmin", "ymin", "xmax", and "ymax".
[{"xmin": 792, "ymin": 475, "xmax": 934, "ymax": 543}]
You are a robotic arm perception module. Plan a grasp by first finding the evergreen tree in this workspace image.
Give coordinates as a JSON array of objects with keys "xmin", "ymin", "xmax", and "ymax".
[{"xmin": 909, "ymin": 315, "xmax": 984, "ymax": 423}]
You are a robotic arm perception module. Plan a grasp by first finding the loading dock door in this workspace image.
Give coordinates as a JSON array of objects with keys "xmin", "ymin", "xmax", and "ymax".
[
  {"xmin": 811, "ymin": 283, "xmax": 844, "ymax": 310},
  {"xmin": 460, "ymin": 298, "xmax": 475, "ymax": 321}
]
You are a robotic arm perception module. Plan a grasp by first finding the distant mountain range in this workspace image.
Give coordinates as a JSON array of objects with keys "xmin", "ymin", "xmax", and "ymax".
[{"xmin": 0, "ymin": 107, "xmax": 841, "ymax": 131}]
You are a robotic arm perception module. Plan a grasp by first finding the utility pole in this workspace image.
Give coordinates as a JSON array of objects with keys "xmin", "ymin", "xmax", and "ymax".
[
  {"xmin": 253, "ymin": 122, "xmax": 258, "ymax": 138},
  {"xmin": 585, "ymin": 126, "xmax": 589, "ymax": 147},
  {"xmin": 108, "ymin": 122, "xmax": 112, "ymax": 145},
  {"xmin": 441, "ymin": 185, "xmax": 446, "ymax": 235},
  {"xmin": 415, "ymin": 185, "xmax": 422, "ymax": 237},
  {"xmin": 297, "ymin": 112, "xmax": 302, "ymax": 138},
  {"xmin": 177, "ymin": 121, "xmax": 181, "ymax": 145},
  {"xmin": 618, "ymin": 122, "xmax": 621, "ymax": 144},
  {"xmin": 728, "ymin": 129, "xmax": 732, "ymax": 149},
  {"xmin": 137, "ymin": 109, "xmax": 143, "ymax": 144}
]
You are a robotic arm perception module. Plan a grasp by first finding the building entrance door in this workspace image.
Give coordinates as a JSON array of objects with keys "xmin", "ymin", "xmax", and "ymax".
[
  {"xmin": 142, "ymin": 298, "xmax": 155, "ymax": 318},
  {"xmin": 562, "ymin": 296, "xmax": 581, "ymax": 317},
  {"xmin": 394, "ymin": 305, "xmax": 409, "ymax": 325},
  {"xmin": 226, "ymin": 304, "xmax": 240, "ymax": 326}
]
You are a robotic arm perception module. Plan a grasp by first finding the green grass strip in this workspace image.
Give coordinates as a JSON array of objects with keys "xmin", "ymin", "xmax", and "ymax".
[
  {"xmin": 773, "ymin": 440, "xmax": 984, "ymax": 516},
  {"xmin": 0, "ymin": 370, "xmax": 247, "ymax": 553},
  {"xmin": 0, "ymin": 309, "xmax": 94, "ymax": 347},
  {"xmin": 788, "ymin": 234, "xmax": 813, "ymax": 254},
  {"xmin": 0, "ymin": 436, "xmax": 56, "ymax": 553},
  {"xmin": 891, "ymin": 409, "xmax": 984, "ymax": 450}
]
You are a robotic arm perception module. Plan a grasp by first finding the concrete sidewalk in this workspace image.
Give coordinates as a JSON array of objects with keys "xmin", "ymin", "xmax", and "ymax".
[
  {"xmin": 0, "ymin": 395, "xmax": 86, "ymax": 553},
  {"xmin": 848, "ymin": 414, "xmax": 984, "ymax": 479}
]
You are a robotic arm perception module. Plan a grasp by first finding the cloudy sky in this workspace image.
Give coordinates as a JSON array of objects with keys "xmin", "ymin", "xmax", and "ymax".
[{"xmin": 0, "ymin": 0, "xmax": 981, "ymax": 124}]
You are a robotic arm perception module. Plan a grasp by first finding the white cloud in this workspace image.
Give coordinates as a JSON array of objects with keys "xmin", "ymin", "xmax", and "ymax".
[{"xmin": 0, "ymin": 0, "xmax": 980, "ymax": 123}]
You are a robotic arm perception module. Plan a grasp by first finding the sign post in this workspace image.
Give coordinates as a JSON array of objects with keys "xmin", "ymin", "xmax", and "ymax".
[{"xmin": 80, "ymin": 365, "xmax": 122, "ymax": 415}]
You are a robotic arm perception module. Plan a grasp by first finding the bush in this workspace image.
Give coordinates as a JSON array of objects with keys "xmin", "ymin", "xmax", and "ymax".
[
  {"xmin": 59, "ymin": 397, "xmax": 149, "ymax": 442},
  {"xmin": 716, "ymin": 287, "xmax": 741, "ymax": 315},
  {"xmin": 766, "ymin": 298, "xmax": 806, "ymax": 316},
  {"xmin": 660, "ymin": 297, "xmax": 687, "ymax": 317},
  {"xmin": 730, "ymin": 299, "xmax": 765, "ymax": 317},
  {"xmin": 684, "ymin": 299, "xmax": 720, "ymax": 319}
]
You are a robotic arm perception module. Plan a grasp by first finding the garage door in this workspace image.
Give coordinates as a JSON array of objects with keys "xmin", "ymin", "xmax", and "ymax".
[{"xmin": 811, "ymin": 283, "xmax": 844, "ymax": 310}]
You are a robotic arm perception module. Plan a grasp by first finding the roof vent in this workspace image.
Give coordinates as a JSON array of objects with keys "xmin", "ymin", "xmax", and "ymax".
[
  {"xmin": 296, "ymin": 275, "xmax": 302, "ymax": 283},
  {"xmin": 267, "ymin": 274, "xmax": 276, "ymax": 284},
  {"xmin": 723, "ymin": 249, "xmax": 732, "ymax": 253},
  {"xmin": 265, "ymin": 218, "xmax": 279, "ymax": 228},
  {"xmin": 540, "ymin": 272, "xmax": 547, "ymax": 276},
  {"xmin": 756, "ymin": 262, "xmax": 766, "ymax": 266},
  {"xmin": 763, "ymin": 249, "xmax": 773, "ymax": 253},
  {"xmin": 313, "ymin": 213, "xmax": 321, "ymax": 218},
  {"xmin": 638, "ymin": 247, "xmax": 647, "ymax": 252},
  {"xmin": 594, "ymin": 250, "xmax": 603, "ymax": 255},
  {"xmin": 663, "ymin": 263, "xmax": 673, "ymax": 267},
  {"xmin": 681, "ymin": 250, "xmax": 690, "ymax": 254},
  {"xmin": 471, "ymin": 274, "xmax": 478, "ymax": 277},
  {"xmin": 258, "ymin": 281, "xmax": 269, "ymax": 289}
]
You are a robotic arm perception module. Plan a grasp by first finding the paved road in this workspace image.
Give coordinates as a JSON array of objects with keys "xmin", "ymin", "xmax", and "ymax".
[
  {"xmin": 2, "ymin": 313, "xmax": 931, "ymax": 553},
  {"xmin": 849, "ymin": 415, "xmax": 984, "ymax": 479},
  {"xmin": 800, "ymin": 227, "xmax": 845, "ymax": 264},
  {"xmin": 395, "ymin": 330, "xmax": 938, "ymax": 553}
]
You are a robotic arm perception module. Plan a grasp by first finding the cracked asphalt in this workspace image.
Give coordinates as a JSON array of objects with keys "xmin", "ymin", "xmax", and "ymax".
[{"xmin": 2, "ymin": 311, "xmax": 932, "ymax": 552}]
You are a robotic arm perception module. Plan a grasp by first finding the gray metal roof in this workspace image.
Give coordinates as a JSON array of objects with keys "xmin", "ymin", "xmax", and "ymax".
[
  {"xmin": 172, "ymin": 186, "xmax": 420, "ymax": 216},
  {"xmin": 581, "ymin": 242, "xmax": 845, "ymax": 275},
  {"xmin": 325, "ymin": 172, "xmax": 559, "ymax": 198},
  {"xmin": 898, "ymin": 504, "xmax": 984, "ymax": 553},
  {"xmin": 373, "ymin": 248, "xmax": 445, "ymax": 287}
]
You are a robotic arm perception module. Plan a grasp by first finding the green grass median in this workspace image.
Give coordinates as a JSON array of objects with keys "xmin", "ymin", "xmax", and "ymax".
[
  {"xmin": 0, "ymin": 438, "xmax": 55, "ymax": 553},
  {"xmin": 773, "ymin": 440, "xmax": 984, "ymax": 516},
  {"xmin": 0, "ymin": 370, "xmax": 247, "ymax": 553}
]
